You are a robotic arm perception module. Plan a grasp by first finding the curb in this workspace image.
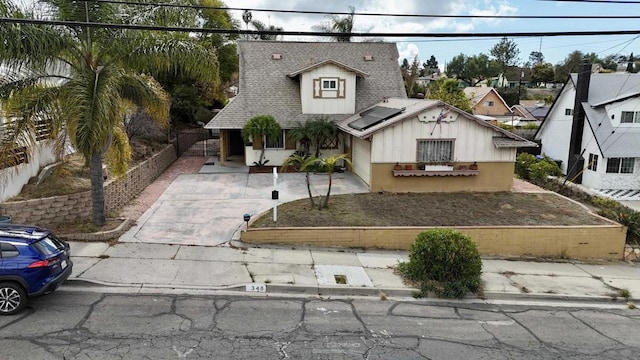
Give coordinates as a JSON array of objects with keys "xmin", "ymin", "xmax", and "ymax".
[
  {"xmin": 59, "ymin": 218, "xmax": 134, "ymax": 241},
  {"xmin": 65, "ymin": 278, "xmax": 637, "ymax": 303}
]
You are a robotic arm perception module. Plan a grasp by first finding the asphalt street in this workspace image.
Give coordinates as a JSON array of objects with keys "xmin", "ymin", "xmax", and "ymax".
[{"xmin": 1, "ymin": 289, "xmax": 638, "ymax": 359}]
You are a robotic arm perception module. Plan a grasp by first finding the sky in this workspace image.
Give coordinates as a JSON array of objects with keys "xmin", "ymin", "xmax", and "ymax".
[{"xmin": 226, "ymin": 0, "xmax": 640, "ymax": 71}]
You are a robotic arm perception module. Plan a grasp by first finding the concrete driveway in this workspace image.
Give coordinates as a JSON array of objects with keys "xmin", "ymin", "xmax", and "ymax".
[{"xmin": 120, "ymin": 170, "xmax": 369, "ymax": 246}]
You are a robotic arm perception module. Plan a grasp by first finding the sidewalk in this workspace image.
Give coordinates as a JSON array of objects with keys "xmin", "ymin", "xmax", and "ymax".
[{"xmin": 67, "ymin": 241, "xmax": 640, "ymax": 303}]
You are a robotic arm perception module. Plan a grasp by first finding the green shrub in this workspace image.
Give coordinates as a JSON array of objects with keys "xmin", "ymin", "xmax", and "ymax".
[
  {"xmin": 398, "ymin": 229, "xmax": 482, "ymax": 299},
  {"xmin": 529, "ymin": 158, "xmax": 561, "ymax": 180},
  {"xmin": 593, "ymin": 197, "xmax": 640, "ymax": 245},
  {"xmin": 515, "ymin": 153, "xmax": 561, "ymax": 181},
  {"xmin": 515, "ymin": 153, "xmax": 536, "ymax": 179}
]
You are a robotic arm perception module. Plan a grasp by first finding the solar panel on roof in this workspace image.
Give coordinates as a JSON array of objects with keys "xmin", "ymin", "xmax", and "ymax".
[{"xmin": 348, "ymin": 106, "xmax": 403, "ymax": 131}]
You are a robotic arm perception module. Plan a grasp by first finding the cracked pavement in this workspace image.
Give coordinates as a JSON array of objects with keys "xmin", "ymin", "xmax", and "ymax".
[{"xmin": 1, "ymin": 290, "xmax": 639, "ymax": 359}]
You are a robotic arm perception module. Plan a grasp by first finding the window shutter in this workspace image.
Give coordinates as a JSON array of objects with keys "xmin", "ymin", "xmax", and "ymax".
[
  {"xmin": 313, "ymin": 79, "xmax": 321, "ymax": 98},
  {"xmin": 338, "ymin": 79, "xmax": 346, "ymax": 98},
  {"xmin": 285, "ymin": 130, "xmax": 296, "ymax": 149}
]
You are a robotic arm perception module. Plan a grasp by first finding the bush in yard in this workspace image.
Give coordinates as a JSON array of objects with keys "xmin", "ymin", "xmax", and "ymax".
[
  {"xmin": 529, "ymin": 157, "xmax": 561, "ymax": 180},
  {"xmin": 515, "ymin": 153, "xmax": 536, "ymax": 179},
  {"xmin": 398, "ymin": 229, "xmax": 482, "ymax": 299},
  {"xmin": 593, "ymin": 197, "xmax": 640, "ymax": 245}
]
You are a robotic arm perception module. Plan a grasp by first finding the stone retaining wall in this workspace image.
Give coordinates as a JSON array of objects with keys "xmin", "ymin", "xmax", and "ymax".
[
  {"xmin": 0, "ymin": 144, "xmax": 176, "ymax": 227},
  {"xmin": 241, "ymin": 224, "xmax": 627, "ymax": 260}
]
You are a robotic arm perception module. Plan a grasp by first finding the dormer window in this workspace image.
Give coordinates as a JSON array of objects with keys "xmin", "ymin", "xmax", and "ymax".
[
  {"xmin": 314, "ymin": 77, "xmax": 346, "ymax": 99},
  {"xmin": 322, "ymin": 78, "xmax": 338, "ymax": 91}
]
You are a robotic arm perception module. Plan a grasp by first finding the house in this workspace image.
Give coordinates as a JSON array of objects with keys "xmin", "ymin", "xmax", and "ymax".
[
  {"xmin": 204, "ymin": 41, "xmax": 406, "ymax": 166},
  {"xmin": 535, "ymin": 61, "xmax": 640, "ymax": 198},
  {"xmin": 518, "ymin": 100, "xmax": 550, "ymax": 121},
  {"xmin": 463, "ymin": 87, "xmax": 515, "ymax": 123},
  {"xmin": 337, "ymin": 97, "xmax": 536, "ymax": 192}
]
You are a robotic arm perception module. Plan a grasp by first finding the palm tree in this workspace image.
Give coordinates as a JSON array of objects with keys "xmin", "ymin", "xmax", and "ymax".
[
  {"xmin": 315, "ymin": 154, "xmax": 351, "ymax": 209},
  {"xmin": 241, "ymin": 115, "xmax": 281, "ymax": 166},
  {"xmin": 0, "ymin": 0, "xmax": 218, "ymax": 226},
  {"xmin": 249, "ymin": 19, "xmax": 284, "ymax": 41},
  {"xmin": 281, "ymin": 154, "xmax": 319, "ymax": 207},
  {"xmin": 313, "ymin": 6, "xmax": 355, "ymax": 42},
  {"xmin": 308, "ymin": 117, "xmax": 338, "ymax": 157}
]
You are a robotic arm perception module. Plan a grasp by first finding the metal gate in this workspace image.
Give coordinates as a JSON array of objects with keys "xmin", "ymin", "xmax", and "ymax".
[{"xmin": 174, "ymin": 129, "xmax": 218, "ymax": 157}]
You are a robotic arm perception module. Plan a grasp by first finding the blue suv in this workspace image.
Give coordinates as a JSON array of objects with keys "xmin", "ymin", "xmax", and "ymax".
[{"xmin": 0, "ymin": 224, "xmax": 73, "ymax": 315}]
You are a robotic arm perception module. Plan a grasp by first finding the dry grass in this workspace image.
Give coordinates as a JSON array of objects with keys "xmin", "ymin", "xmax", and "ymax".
[{"xmin": 252, "ymin": 192, "xmax": 611, "ymax": 228}]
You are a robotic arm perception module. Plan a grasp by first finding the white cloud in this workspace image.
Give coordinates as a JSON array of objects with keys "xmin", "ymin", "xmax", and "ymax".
[{"xmin": 398, "ymin": 43, "xmax": 420, "ymax": 62}]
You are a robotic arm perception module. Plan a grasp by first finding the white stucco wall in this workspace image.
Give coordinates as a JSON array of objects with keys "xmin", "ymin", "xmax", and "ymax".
[
  {"xmin": 0, "ymin": 140, "xmax": 58, "ymax": 202},
  {"xmin": 370, "ymin": 109, "xmax": 515, "ymax": 164},
  {"xmin": 535, "ymin": 82, "xmax": 576, "ymax": 174},
  {"xmin": 244, "ymin": 146, "xmax": 344, "ymax": 167}
]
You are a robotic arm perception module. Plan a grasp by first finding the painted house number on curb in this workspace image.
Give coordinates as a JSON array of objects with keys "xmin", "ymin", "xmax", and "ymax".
[{"xmin": 246, "ymin": 283, "xmax": 267, "ymax": 292}]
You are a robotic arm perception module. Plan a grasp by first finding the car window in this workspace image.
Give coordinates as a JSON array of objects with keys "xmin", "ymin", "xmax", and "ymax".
[
  {"xmin": 31, "ymin": 235, "xmax": 65, "ymax": 256},
  {"xmin": 0, "ymin": 242, "xmax": 20, "ymax": 258}
]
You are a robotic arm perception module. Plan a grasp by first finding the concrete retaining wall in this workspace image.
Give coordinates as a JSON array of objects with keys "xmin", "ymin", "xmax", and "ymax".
[
  {"xmin": 241, "ymin": 224, "xmax": 627, "ymax": 260},
  {"xmin": 0, "ymin": 144, "xmax": 177, "ymax": 227}
]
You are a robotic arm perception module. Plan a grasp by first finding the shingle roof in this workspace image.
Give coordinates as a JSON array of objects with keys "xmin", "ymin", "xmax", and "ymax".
[
  {"xmin": 205, "ymin": 41, "xmax": 406, "ymax": 130},
  {"xmin": 568, "ymin": 73, "xmax": 640, "ymax": 157}
]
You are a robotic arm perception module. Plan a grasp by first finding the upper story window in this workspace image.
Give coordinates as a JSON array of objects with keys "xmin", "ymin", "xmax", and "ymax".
[
  {"xmin": 417, "ymin": 139, "xmax": 454, "ymax": 163},
  {"xmin": 484, "ymin": 101, "xmax": 494, "ymax": 107},
  {"xmin": 606, "ymin": 157, "xmax": 635, "ymax": 174},
  {"xmin": 314, "ymin": 77, "xmax": 346, "ymax": 99},
  {"xmin": 565, "ymin": 108, "xmax": 573, "ymax": 116},
  {"xmin": 620, "ymin": 111, "xmax": 640, "ymax": 124},
  {"xmin": 588, "ymin": 153, "xmax": 598, "ymax": 171},
  {"xmin": 322, "ymin": 79, "xmax": 338, "ymax": 91}
]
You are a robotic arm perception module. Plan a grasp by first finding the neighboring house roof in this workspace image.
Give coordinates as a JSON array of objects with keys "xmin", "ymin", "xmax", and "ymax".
[
  {"xmin": 462, "ymin": 87, "xmax": 512, "ymax": 112},
  {"xmin": 538, "ymin": 72, "xmax": 640, "ymax": 157},
  {"xmin": 511, "ymin": 104, "xmax": 536, "ymax": 120},
  {"xmin": 336, "ymin": 97, "xmax": 536, "ymax": 148},
  {"xmin": 525, "ymin": 105, "xmax": 550, "ymax": 119},
  {"xmin": 205, "ymin": 41, "xmax": 406, "ymax": 130}
]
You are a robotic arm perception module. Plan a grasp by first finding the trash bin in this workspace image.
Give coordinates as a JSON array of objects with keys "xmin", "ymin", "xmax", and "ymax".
[{"xmin": 0, "ymin": 216, "xmax": 11, "ymax": 224}]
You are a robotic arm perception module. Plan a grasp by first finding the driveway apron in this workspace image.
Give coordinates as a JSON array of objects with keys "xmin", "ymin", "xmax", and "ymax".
[{"xmin": 119, "ymin": 171, "xmax": 369, "ymax": 246}]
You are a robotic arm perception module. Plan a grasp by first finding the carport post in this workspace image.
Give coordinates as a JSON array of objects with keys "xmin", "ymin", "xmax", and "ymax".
[{"xmin": 273, "ymin": 167, "xmax": 278, "ymax": 222}]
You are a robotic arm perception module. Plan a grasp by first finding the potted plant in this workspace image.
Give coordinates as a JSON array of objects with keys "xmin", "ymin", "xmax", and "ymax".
[
  {"xmin": 393, "ymin": 162, "xmax": 403, "ymax": 171},
  {"xmin": 417, "ymin": 162, "xmax": 426, "ymax": 170},
  {"xmin": 405, "ymin": 164, "xmax": 413, "ymax": 170},
  {"xmin": 469, "ymin": 162, "xmax": 478, "ymax": 170}
]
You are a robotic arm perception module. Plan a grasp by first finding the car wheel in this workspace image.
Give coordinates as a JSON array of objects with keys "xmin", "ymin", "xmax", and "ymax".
[{"xmin": 0, "ymin": 282, "xmax": 27, "ymax": 315}]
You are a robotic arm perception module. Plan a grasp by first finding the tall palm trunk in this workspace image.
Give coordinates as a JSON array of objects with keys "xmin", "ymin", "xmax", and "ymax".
[
  {"xmin": 90, "ymin": 151, "xmax": 106, "ymax": 226},
  {"xmin": 305, "ymin": 170, "xmax": 315, "ymax": 207},
  {"xmin": 323, "ymin": 173, "xmax": 332, "ymax": 208}
]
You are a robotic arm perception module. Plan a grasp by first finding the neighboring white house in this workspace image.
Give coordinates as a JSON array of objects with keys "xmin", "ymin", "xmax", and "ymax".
[{"xmin": 535, "ymin": 69, "xmax": 640, "ymax": 199}]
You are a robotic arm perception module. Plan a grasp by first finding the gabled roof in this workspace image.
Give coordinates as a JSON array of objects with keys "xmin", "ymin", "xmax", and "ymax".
[
  {"xmin": 205, "ymin": 41, "xmax": 406, "ymax": 130},
  {"xmin": 570, "ymin": 73, "xmax": 640, "ymax": 107},
  {"xmin": 287, "ymin": 59, "xmax": 369, "ymax": 78},
  {"xmin": 337, "ymin": 97, "xmax": 537, "ymax": 148},
  {"xmin": 463, "ymin": 87, "xmax": 512, "ymax": 112},
  {"xmin": 538, "ymin": 72, "xmax": 640, "ymax": 157}
]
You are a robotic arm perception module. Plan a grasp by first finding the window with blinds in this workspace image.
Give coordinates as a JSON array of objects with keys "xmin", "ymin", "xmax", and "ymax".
[{"xmin": 416, "ymin": 139, "xmax": 454, "ymax": 163}]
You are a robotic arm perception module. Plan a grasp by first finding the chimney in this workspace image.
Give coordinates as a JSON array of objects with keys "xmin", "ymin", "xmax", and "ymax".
[{"xmin": 567, "ymin": 59, "xmax": 592, "ymax": 183}]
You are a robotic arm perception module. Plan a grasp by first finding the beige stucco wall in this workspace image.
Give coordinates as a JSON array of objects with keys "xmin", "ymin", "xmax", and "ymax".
[
  {"xmin": 472, "ymin": 90, "xmax": 511, "ymax": 116},
  {"xmin": 241, "ymin": 224, "xmax": 626, "ymax": 260},
  {"xmin": 370, "ymin": 162, "xmax": 514, "ymax": 192}
]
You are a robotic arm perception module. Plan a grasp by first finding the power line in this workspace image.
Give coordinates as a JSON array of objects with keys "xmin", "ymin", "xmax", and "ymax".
[
  {"xmin": 3, "ymin": 17, "xmax": 640, "ymax": 38},
  {"xmin": 93, "ymin": 0, "xmax": 640, "ymax": 20},
  {"xmin": 539, "ymin": 0, "xmax": 640, "ymax": 4}
]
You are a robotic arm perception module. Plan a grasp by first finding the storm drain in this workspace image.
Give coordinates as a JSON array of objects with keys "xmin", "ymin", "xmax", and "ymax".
[{"xmin": 314, "ymin": 265, "xmax": 374, "ymax": 287}]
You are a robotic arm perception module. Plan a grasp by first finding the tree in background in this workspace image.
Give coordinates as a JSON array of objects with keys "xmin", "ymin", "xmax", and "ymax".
[
  {"xmin": 531, "ymin": 63, "xmax": 555, "ymax": 86},
  {"xmin": 401, "ymin": 57, "xmax": 423, "ymax": 98},
  {"xmin": 313, "ymin": 5, "xmax": 355, "ymax": 42},
  {"xmin": 446, "ymin": 53, "xmax": 497, "ymax": 87},
  {"xmin": 427, "ymin": 79, "xmax": 472, "ymax": 113},
  {"xmin": 528, "ymin": 51, "xmax": 544, "ymax": 66},
  {"xmin": 421, "ymin": 55, "xmax": 439, "ymax": 76},
  {"xmin": 0, "ymin": 0, "xmax": 217, "ymax": 226},
  {"xmin": 554, "ymin": 50, "xmax": 599, "ymax": 82},
  {"xmin": 490, "ymin": 37, "xmax": 520, "ymax": 79}
]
